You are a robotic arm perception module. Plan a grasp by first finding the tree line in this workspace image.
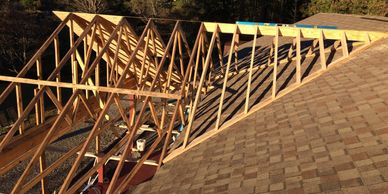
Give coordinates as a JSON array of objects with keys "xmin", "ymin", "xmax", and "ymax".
[{"xmin": 0, "ymin": 0, "xmax": 386, "ymax": 75}]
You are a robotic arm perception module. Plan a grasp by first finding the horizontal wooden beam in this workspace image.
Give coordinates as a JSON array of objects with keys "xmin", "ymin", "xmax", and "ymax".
[
  {"xmin": 203, "ymin": 22, "xmax": 387, "ymax": 41},
  {"xmin": 0, "ymin": 76, "xmax": 180, "ymax": 99}
]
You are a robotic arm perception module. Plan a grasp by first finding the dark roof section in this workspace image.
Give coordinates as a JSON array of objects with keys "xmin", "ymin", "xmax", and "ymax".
[
  {"xmin": 297, "ymin": 13, "xmax": 388, "ymax": 32},
  {"xmin": 132, "ymin": 13, "xmax": 388, "ymax": 194}
]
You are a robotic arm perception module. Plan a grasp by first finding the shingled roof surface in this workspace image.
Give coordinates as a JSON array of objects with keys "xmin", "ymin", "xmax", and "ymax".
[{"xmin": 132, "ymin": 14, "xmax": 388, "ymax": 194}]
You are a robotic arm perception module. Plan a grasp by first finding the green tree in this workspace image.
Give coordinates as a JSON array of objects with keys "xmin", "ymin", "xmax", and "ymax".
[{"xmin": 303, "ymin": 0, "xmax": 387, "ymax": 17}]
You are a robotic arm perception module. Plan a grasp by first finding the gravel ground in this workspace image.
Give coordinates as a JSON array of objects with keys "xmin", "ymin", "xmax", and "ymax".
[{"xmin": 0, "ymin": 99, "xmax": 128, "ymax": 193}]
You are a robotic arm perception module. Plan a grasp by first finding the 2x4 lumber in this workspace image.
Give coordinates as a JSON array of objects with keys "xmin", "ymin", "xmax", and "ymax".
[
  {"xmin": 287, "ymin": 39, "xmax": 296, "ymax": 60},
  {"xmin": 203, "ymin": 22, "xmax": 386, "ymax": 42},
  {"xmin": 34, "ymin": 89, "xmax": 40, "ymax": 126},
  {"xmin": 215, "ymin": 31, "xmax": 224, "ymax": 74},
  {"xmin": 117, "ymin": 131, "xmax": 167, "ymax": 193},
  {"xmin": 341, "ymin": 32, "xmax": 349, "ymax": 57},
  {"xmin": 178, "ymin": 24, "xmax": 204, "ymax": 143},
  {"xmin": 118, "ymin": 104, "xmax": 180, "ymax": 193},
  {"xmin": 0, "ymin": 77, "xmax": 179, "ymax": 99},
  {"xmin": 19, "ymin": 144, "xmax": 82, "ymax": 193},
  {"xmin": 139, "ymin": 29, "xmax": 151, "ymax": 86},
  {"xmin": 15, "ymin": 84, "xmax": 24, "ymax": 134},
  {"xmin": 11, "ymin": 17, "xmax": 116, "ymax": 193},
  {"xmin": 64, "ymin": 127, "xmax": 129, "ymax": 194},
  {"xmin": 54, "ymin": 11, "xmax": 123, "ymax": 25},
  {"xmin": 158, "ymin": 99, "xmax": 181, "ymax": 168},
  {"xmin": 234, "ymin": 33, "xmax": 240, "ymax": 72},
  {"xmin": 45, "ymin": 87, "xmax": 73, "ymax": 125},
  {"xmin": 0, "ymin": 96, "xmax": 100, "ymax": 176},
  {"xmin": 0, "ymin": 13, "xmax": 72, "ymax": 105},
  {"xmin": 165, "ymin": 24, "xmax": 386, "ymax": 165},
  {"xmin": 54, "ymin": 36, "xmax": 62, "ymax": 106},
  {"xmin": 272, "ymin": 27, "xmax": 279, "ymax": 99},
  {"xmin": 319, "ymin": 30, "xmax": 327, "ymax": 70},
  {"xmin": 36, "ymin": 57, "xmax": 45, "ymax": 124},
  {"xmin": 296, "ymin": 29, "xmax": 302, "ymax": 83},
  {"xmin": 39, "ymin": 152, "xmax": 47, "ymax": 194},
  {"xmin": 183, "ymin": 25, "xmax": 219, "ymax": 148},
  {"xmin": 110, "ymin": 26, "xmax": 124, "ymax": 83},
  {"xmin": 61, "ymin": 20, "xmax": 152, "ymax": 193},
  {"xmin": 193, "ymin": 35, "xmax": 202, "ymax": 90},
  {"xmin": 177, "ymin": 31, "xmax": 185, "ymax": 76},
  {"xmin": 307, "ymin": 39, "xmax": 319, "ymax": 55},
  {"xmin": 215, "ymin": 25, "xmax": 239, "ymax": 130},
  {"xmin": 245, "ymin": 26, "xmax": 258, "ymax": 114},
  {"xmin": 107, "ymin": 20, "xmax": 179, "ymax": 193}
]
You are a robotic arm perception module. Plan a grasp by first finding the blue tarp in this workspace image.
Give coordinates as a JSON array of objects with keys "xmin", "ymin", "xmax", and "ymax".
[{"xmin": 236, "ymin": 21, "xmax": 337, "ymax": 29}]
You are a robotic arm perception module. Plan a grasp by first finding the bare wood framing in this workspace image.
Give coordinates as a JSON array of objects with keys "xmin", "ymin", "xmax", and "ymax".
[{"xmin": 245, "ymin": 26, "xmax": 258, "ymax": 114}]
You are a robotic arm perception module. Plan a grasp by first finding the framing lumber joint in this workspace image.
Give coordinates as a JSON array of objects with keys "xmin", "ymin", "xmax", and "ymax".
[{"xmin": 0, "ymin": 11, "xmax": 387, "ymax": 194}]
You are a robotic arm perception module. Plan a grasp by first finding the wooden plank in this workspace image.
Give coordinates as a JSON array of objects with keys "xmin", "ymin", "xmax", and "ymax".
[
  {"xmin": 15, "ymin": 84, "xmax": 24, "ymax": 134},
  {"xmin": 54, "ymin": 36, "xmax": 62, "ymax": 106},
  {"xmin": 19, "ymin": 144, "xmax": 82, "ymax": 193},
  {"xmin": 164, "ymin": 27, "xmax": 385, "ymax": 164},
  {"xmin": 0, "ymin": 76, "xmax": 180, "ymax": 100},
  {"xmin": 60, "ymin": 20, "xmax": 154, "ymax": 193},
  {"xmin": 203, "ymin": 22, "xmax": 386, "ymax": 41},
  {"xmin": 341, "ymin": 31, "xmax": 349, "ymax": 57},
  {"xmin": 245, "ymin": 26, "xmax": 258, "ymax": 114},
  {"xmin": 0, "ymin": 15, "xmax": 99, "ymax": 154},
  {"xmin": 11, "ymin": 17, "xmax": 121, "ymax": 194},
  {"xmin": 107, "ymin": 20, "xmax": 182, "ymax": 194},
  {"xmin": 0, "ymin": 14, "xmax": 72, "ymax": 105},
  {"xmin": 45, "ymin": 88, "xmax": 73, "ymax": 125},
  {"xmin": 272, "ymin": 27, "xmax": 279, "ymax": 99},
  {"xmin": 319, "ymin": 29, "xmax": 327, "ymax": 70},
  {"xmin": 177, "ymin": 31, "xmax": 185, "ymax": 76},
  {"xmin": 215, "ymin": 31, "xmax": 224, "ymax": 74},
  {"xmin": 36, "ymin": 57, "xmax": 45, "ymax": 124},
  {"xmin": 296, "ymin": 29, "xmax": 301, "ymax": 83},
  {"xmin": 183, "ymin": 25, "xmax": 219, "ymax": 147},
  {"xmin": 215, "ymin": 25, "xmax": 239, "ymax": 130},
  {"xmin": 39, "ymin": 153, "xmax": 47, "ymax": 194}
]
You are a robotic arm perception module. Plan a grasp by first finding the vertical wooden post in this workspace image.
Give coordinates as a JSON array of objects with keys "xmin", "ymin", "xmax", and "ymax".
[
  {"xmin": 193, "ymin": 35, "xmax": 202, "ymax": 90},
  {"xmin": 267, "ymin": 40, "xmax": 274, "ymax": 66},
  {"xmin": 96, "ymin": 130, "xmax": 103, "ymax": 184},
  {"xmin": 158, "ymin": 99, "xmax": 181, "ymax": 168},
  {"xmin": 341, "ymin": 32, "xmax": 349, "ymax": 57},
  {"xmin": 216, "ymin": 32, "xmax": 224, "ymax": 74},
  {"xmin": 177, "ymin": 31, "xmax": 185, "ymax": 76},
  {"xmin": 287, "ymin": 39, "xmax": 296, "ymax": 61},
  {"xmin": 215, "ymin": 25, "xmax": 239, "ymax": 130},
  {"xmin": 39, "ymin": 152, "xmax": 47, "ymax": 194},
  {"xmin": 15, "ymin": 84, "xmax": 24, "ymax": 134},
  {"xmin": 183, "ymin": 25, "xmax": 219, "ymax": 148},
  {"xmin": 139, "ymin": 29, "xmax": 150, "ymax": 86},
  {"xmin": 319, "ymin": 30, "xmax": 327, "ymax": 70},
  {"xmin": 84, "ymin": 35, "xmax": 89, "ymax": 99},
  {"xmin": 271, "ymin": 27, "xmax": 279, "ymax": 99},
  {"xmin": 296, "ymin": 29, "xmax": 302, "ymax": 84},
  {"xmin": 70, "ymin": 18, "xmax": 76, "ymax": 92},
  {"xmin": 234, "ymin": 32, "xmax": 239, "ymax": 72},
  {"xmin": 54, "ymin": 36, "xmax": 62, "ymax": 107},
  {"xmin": 245, "ymin": 26, "xmax": 258, "ymax": 114},
  {"xmin": 34, "ymin": 88, "xmax": 40, "ymax": 126},
  {"xmin": 36, "ymin": 57, "xmax": 45, "ymax": 124}
]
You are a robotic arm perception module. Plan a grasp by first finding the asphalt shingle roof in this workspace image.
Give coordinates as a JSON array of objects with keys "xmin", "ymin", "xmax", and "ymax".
[{"xmin": 132, "ymin": 13, "xmax": 388, "ymax": 194}]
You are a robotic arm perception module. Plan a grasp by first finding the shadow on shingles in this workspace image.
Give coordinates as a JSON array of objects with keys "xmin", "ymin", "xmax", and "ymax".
[
  {"xmin": 175, "ymin": 38, "xmax": 351, "ymax": 147},
  {"xmin": 360, "ymin": 17, "xmax": 388, "ymax": 23}
]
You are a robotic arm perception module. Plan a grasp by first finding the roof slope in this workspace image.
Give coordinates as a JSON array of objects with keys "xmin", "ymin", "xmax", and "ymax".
[{"xmin": 132, "ymin": 14, "xmax": 388, "ymax": 194}]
